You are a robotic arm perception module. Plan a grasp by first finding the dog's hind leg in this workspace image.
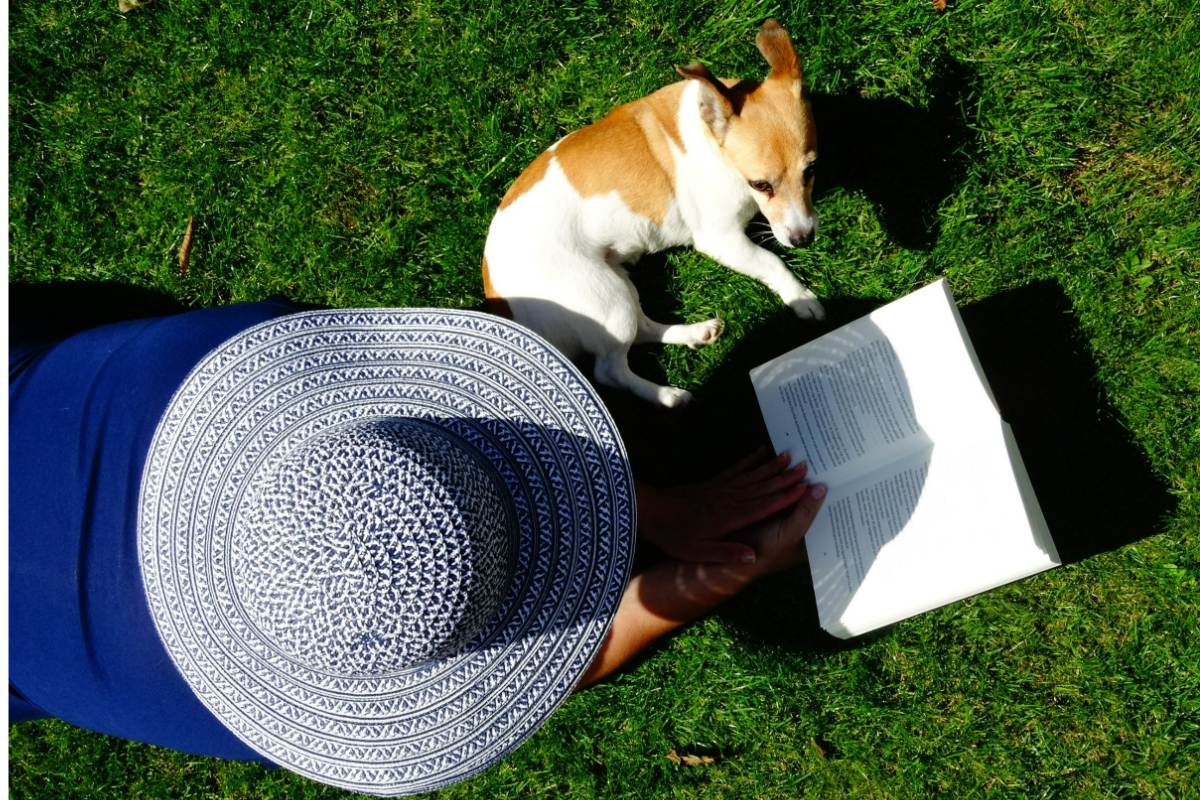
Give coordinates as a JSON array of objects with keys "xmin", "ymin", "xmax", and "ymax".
[
  {"xmin": 636, "ymin": 314, "xmax": 724, "ymax": 349},
  {"xmin": 551, "ymin": 257, "xmax": 694, "ymax": 408},
  {"xmin": 593, "ymin": 350, "xmax": 693, "ymax": 409}
]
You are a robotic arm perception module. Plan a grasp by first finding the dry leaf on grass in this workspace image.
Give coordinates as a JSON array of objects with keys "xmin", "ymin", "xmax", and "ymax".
[
  {"xmin": 666, "ymin": 749, "xmax": 717, "ymax": 767},
  {"xmin": 178, "ymin": 216, "xmax": 195, "ymax": 275},
  {"xmin": 809, "ymin": 737, "xmax": 827, "ymax": 760},
  {"xmin": 117, "ymin": 0, "xmax": 145, "ymax": 12},
  {"xmin": 932, "ymin": 0, "xmax": 947, "ymax": 10}
]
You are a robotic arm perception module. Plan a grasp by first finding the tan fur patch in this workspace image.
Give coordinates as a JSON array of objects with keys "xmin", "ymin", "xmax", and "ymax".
[
  {"xmin": 553, "ymin": 83, "xmax": 685, "ymax": 226},
  {"xmin": 756, "ymin": 19, "xmax": 802, "ymax": 81},
  {"xmin": 498, "ymin": 148, "xmax": 554, "ymax": 210},
  {"xmin": 726, "ymin": 79, "xmax": 816, "ymax": 177},
  {"xmin": 749, "ymin": 78, "xmax": 816, "ymax": 149},
  {"xmin": 480, "ymin": 255, "xmax": 513, "ymax": 317}
]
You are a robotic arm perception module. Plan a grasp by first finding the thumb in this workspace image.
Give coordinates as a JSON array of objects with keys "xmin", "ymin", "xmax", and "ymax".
[
  {"xmin": 756, "ymin": 483, "xmax": 827, "ymax": 575},
  {"xmin": 785, "ymin": 483, "xmax": 827, "ymax": 536}
]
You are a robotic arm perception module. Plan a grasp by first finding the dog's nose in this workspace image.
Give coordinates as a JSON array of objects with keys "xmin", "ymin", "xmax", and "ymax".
[{"xmin": 789, "ymin": 230, "xmax": 814, "ymax": 247}]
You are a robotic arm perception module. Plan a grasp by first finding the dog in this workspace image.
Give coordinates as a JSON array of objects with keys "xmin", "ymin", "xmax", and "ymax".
[{"xmin": 483, "ymin": 19, "xmax": 823, "ymax": 408}]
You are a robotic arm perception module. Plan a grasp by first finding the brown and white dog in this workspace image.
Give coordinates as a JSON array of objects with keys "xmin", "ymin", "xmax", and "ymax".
[{"xmin": 483, "ymin": 19, "xmax": 823, "ymax": 408}]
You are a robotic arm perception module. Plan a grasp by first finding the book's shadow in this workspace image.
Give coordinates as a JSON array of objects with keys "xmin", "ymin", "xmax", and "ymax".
[
  {"xmin": 962, "ymin": 283, "xmax": 1176, "ymax": 564},
  {"xmin": 602, "ymin": 281, "xmax": 1176, "ymax": 652}
]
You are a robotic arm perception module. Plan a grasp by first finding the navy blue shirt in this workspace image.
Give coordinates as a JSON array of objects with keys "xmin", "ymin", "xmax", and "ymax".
[{"xmin": 9, "ymin": 299, "xmax": 302, "ymax": 760}]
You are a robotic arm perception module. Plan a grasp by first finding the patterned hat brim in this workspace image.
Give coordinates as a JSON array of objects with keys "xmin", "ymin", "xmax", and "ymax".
[{"xmin": 137, "ymin": 309, "xmax": 635, "ymax": 795}]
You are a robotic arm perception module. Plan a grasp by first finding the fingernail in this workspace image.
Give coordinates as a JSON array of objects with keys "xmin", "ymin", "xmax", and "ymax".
[
  {"xmin": 741, "ymin": 550, "xmax": 757, "ymax": 564},
  {"xmin": 810, "ymin": 483, "xmax": 827, "ymax": 500}
]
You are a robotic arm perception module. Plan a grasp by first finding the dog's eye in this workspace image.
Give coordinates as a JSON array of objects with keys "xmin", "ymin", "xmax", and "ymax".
[
  {"xmin": 803, "ymin": 163, "xmax": 817, "ymax": 181},
  {"xmin": 749, "ymin": 180, "xmax": 774, "ymax": 195}
]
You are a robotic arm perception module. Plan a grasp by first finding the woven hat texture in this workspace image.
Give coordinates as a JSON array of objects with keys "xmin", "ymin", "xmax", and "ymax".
[{"xmin": 137, "ymin": 309, "xmax": 634, "ymax": 795}]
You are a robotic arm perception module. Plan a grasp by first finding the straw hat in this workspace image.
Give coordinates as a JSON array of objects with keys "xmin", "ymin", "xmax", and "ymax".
[{"xmin": 137, "ymin": 308, "xmax": 634, "ymax": 795}]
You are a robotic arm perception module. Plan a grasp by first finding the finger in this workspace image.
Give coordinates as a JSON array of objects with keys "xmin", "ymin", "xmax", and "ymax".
[
  {"xmin": 737, "ymin": 480, "xmax": 813, "ymax": 523},
  {"xmin": 683, "ymin": 539, "xmax": 760, "ymax": 565},
  {"xmin": 693, "ymin": 480, "xmax": 811, "ymax": 537},
  {"xmin": 728, "ymin": 451, "xmax": 793, "ymax": 487},
  {"xmin": 742, "ymin": 462, "xmax": 809, "ymax": 498},
  {"xmin": 782, "ymin": 483, "xmax": 827, "ymax": 536}
]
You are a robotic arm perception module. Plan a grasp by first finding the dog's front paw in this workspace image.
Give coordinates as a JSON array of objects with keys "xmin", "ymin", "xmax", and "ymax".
[
  {"xmin": 686, "ymin": 317, "xmax": 724, "ymax": 349},
  {"xmin": 788, "ymin": 295, "xmax": 826, "ymax": 321},
  {"xmin": 657, "ymin": 386, "xmax": 695, "ymax": 409}
]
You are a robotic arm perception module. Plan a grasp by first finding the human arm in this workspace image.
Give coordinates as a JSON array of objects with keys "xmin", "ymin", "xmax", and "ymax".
[{"xmin": 579, "ymin": 482, "xmax": 826, "ymax": 688}]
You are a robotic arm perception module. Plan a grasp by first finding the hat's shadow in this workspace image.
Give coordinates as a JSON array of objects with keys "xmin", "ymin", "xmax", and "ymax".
[{"xmin": 601, "ymin": 280, "xmax": 1176, "ymax": 654}]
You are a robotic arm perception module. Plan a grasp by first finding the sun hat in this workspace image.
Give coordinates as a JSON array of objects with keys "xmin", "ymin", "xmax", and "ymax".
[{"xmin": 137, "ymin": 308, "xmax": 635, "ymax": 795}]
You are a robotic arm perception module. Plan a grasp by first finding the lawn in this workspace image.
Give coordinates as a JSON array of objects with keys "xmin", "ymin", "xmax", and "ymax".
[{"xmin": 8, "ymin": 0, "xmax": 1199, "ymax": 798}]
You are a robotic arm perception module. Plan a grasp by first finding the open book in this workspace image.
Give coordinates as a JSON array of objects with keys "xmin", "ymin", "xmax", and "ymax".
[{"xmin": 751, "ymin": 280, "xmax": 1060, "ymax": 638}]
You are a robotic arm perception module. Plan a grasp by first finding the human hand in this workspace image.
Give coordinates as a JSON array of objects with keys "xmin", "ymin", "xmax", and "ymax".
[
  {"xmin": 734, "ymin": 481, "xmax": 827, "ymax": 576},
  {"xmin": 636, "ymin": 448, "xmax": 811, "ymax": 564},
  {"xmin": 581, "ymin": 474, "xmax": 825, "ymax": 689}
]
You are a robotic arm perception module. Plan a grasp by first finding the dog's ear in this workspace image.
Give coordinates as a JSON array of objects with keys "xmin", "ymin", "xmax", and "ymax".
[
  {"xmin": 756, "ymin": 19, "xmax": 803, "ymax": 89},
  {"xmin": 676, "ymin": 61, "xmax": 736, "ymax": 142}
]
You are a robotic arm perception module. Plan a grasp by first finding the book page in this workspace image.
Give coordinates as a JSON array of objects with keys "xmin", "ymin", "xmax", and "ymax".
[
  {"xmin": 806, "ymin": 422, "xmax": 1061, "ymax": 638},
  {"xmin": 751, "ymin": 281, "xmax": 997, "ymax": 485}
]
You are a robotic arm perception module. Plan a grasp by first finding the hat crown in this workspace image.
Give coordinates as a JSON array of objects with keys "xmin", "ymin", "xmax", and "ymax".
[{"xmin": 231, "ymin": 417, "xmax": 515, "ymax": 677}]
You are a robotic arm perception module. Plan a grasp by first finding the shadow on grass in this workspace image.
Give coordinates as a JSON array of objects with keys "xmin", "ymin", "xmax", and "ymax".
[
  {"xmin": 9, "ymin": 282, "xmax": 187, "ymax": 345},
  {"xmin": 960, "ymin": 282, "xmax": 1176, "ymax": 563},
  {"xmin": 601, "ymin": 295, "xmax": 881, "ymax": 487},
  {"xmin": 604, "ymin": 280, "xmax": 1176, "ymax": 653},
  {"xmin": 809, "ymin": 56, "xmax": 979, "ymax": 250},
  {"xmin": 8, "ymin": 282, "xmax": 331, "ymax": 352}
]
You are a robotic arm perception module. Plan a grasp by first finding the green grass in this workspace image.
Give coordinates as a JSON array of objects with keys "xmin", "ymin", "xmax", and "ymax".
[{"xmin": 8, "ymin": 0, "xmax": 1200, "ymax": 797}]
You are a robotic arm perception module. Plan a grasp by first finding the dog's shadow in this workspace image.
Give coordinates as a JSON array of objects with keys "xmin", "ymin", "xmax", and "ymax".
[
  {"xmin": 809, "ymin": 56, "xmax": 978, "ymax": 250},
  {"xmin": 604, "ymin": 281, "xmax": 1176, "ymax": 653}
]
